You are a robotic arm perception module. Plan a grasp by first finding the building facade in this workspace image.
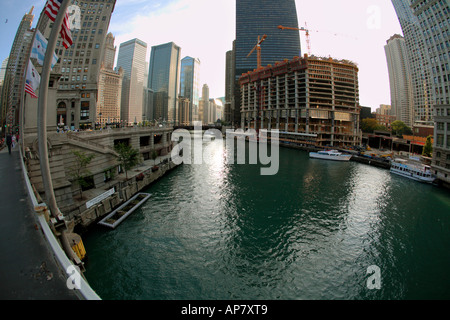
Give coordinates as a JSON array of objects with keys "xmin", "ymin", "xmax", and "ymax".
[
  {"xmin": 180, "ymin": 56, "xmax": 200, "ymax": 123},
  {"xmin": 117, "ymin": 38, "xmax": 147, "ymax": 125},
  {"xmin": 409, "ymin": 0, "xmax": 450, "ymax": 186},
  {"xmin": 235, "ymin": 0, "xmax": 301, "ymax": 77},
  {"xmin": 239, "ymin": 55, "xmax": 361, "ymax": 147},
  {"xmin": 37, "ymin": 0, "xmax": 118, "ymax": 130},
  {"xmin": 97, "ymin": 33, "xmax": 123, "ymax": 127},
  {"xmin": 385, "ymin": 34, "xmax": 414, "ymax": 127},
  {"xmin": 0, "ymin": 8, "xmax": 34, "ymax": 135},
  {"xmin": 148, "ymin": 42, "xmax": 181, "ymax": 124},
  {"xmin": 391, "ymin": 0, "xmax": 435, "ymax": 125}
]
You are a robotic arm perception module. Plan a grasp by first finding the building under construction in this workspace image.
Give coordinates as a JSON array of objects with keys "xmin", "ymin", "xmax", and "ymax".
[{"xmin": 239, "ymin": 54, "xmax": 362, "ymax": 147}]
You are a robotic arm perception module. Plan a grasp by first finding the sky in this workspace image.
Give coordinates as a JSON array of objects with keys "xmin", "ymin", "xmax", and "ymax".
[{"xmin": 0, "ymin": 0, "xmax": 403, "ymax": 111}]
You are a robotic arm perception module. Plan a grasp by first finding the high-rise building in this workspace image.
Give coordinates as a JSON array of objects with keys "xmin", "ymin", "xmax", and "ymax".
[
  {"xmin": 408, "ymin": 0, "xmax": 450, "ymax": 186},
  {"xmin": 391, "ymin": 0, "xmax": 435, "ymax": 125},
  {"xmin": 148, "ymin": 42, "xmax": 181, "ymax": 124},
  {"xmin": 385, "ymin": 34, "xmax": 414, "ymax": 127},
  {"xmin": 117, "ymin": 38, "xmax": 147, "ymax": 125},
  {"xmin": 180, "ymin": 56, "xmax": 200, "ymax": 123},
  {"xmin": 34, "ymin": 0, "xmax": 117, "ymax": 130},
  {"xmin": 97, "ymin": 33, "xmax": 123, "ymax": 127},
  {"xmin": 0, "ymin": 58, "xmax": 8, "ymax": 85},
  {"xmin": 235, "ymin": 0, "xmax": 301, "ymax": 78},
  {"xmin": 233, "ymin": 0, "xmax": 301, "ymax": 129},
  {"xmin": 199, "ymin": 84, "xmax": 209, "ymax": 124},
  {"xmin": 239, "ymin": 56, "xmax": 361, "ymax": 147},
  {"xmin": 225, "ymin": 49, "xmax": 234, "ymax": 124},
  {"xmin": 0, "ymin": 7, "xmax": 34, "ymax": 134}
]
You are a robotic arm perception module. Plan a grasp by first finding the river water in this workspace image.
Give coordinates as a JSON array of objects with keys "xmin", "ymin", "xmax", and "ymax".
[{"xmin": 83, "ymin": 138, "xmax": 450, "ymax": 300}]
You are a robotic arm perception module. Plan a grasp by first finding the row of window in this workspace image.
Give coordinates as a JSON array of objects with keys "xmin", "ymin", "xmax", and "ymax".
[
  {"xmin": 435, "ymin": 134, "xmax": 450, "ymax": 147},
  {"xmin": 436, "ymin": 122, "xmax": 450, "ymax": 130}
]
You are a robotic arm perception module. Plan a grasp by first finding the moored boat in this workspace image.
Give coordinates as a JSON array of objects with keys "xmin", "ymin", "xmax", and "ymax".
[
  {"xmin": 390, "ymin": 158, "xmax": 436, "ymax": 184},
  {"xmin": 309, "ymin": 149, "xmax": 352, "ymax": 161}
]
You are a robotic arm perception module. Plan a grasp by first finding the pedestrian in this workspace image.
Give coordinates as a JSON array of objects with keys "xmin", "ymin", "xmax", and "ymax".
[
  {"xmin": 6, "ymin": 133, "xmax": 12, "ymax": 155},
  {"xmin": 11, "ymin": 134, "xmax": 16, "ymax": 148}
]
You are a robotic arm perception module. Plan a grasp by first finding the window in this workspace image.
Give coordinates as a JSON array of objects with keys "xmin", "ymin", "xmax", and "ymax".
[{"xmin": 80, "ymin": 101, "xmax": 90, "ymax": 120}]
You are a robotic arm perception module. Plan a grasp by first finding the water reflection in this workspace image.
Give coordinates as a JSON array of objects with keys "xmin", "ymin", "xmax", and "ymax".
[{"xmin": 83, "ymin": 139, "xmax": 450, "ymax": 300}]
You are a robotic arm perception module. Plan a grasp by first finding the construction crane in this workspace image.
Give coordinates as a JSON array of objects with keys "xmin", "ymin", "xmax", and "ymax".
[
  {"xmin": 246, "ymin": 34, "xmax": 267, "ymax": 70},
  {"xmin": 278, "ymin": 24, "xmax": 311, "ymax": 56}
]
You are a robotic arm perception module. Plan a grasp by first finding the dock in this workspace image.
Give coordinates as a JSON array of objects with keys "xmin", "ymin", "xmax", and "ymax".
[{"xmin": 98, "ymin": 193, "xmax": 151, "ymax": 229}]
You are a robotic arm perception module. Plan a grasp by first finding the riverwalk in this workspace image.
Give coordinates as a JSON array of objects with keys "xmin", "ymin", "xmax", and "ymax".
[{"xmin": 0, "ymin": 144, "xmax": 79, "ymax": 300}]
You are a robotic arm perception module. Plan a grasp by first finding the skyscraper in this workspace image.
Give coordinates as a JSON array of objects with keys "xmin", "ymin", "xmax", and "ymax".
[
  {"xmin": 408, "ymin": 0, "xmax": 450, "ymax": 187},
  {"xmin": 35, "ymin": 0, "xmax": 117, "ymax": 130},
  {"xmin": 148, "ymin": 42, "xmax": 181, "ymax": 124},
  {"xmin": 199, "ymin": 84, "xmax": 209, "ymax": 124},
  {"xmin": 385, "ymin": 34, "xmax": 414, "ymax": 127},
  {"xmin": 180, "ymin": 56, "xmax": 200, "ymax": 123},
  {"xmin": 97, "ymin": 33, "xmax": 123, "ymax": 127},
  {"xmin": 235, "ymin": 0, "xmax": 301, "ymax": 78},
  {"xmin": 117, "ymin": 38, "xmax": 147, "ymax": 125},
  {"xmin": 391, "ymin": 0, "xmax": 434, "ymax": 125},
  {"xmin": 0, "ymin": 7, "xmax": 34, "ymax": 134}
]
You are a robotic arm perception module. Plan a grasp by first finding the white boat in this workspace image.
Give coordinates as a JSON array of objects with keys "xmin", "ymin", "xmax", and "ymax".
[
  {"xmin": 390, "ymin": 158, "xmax": 435, "ymax": 184},
  {"xmin": 309, "ymin": 149, "xmax": 352, "ymax": 161}
]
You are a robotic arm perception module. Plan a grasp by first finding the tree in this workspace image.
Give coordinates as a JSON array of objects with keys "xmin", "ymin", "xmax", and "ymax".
[
  {"xmin": 114, "ymin": 142, "xmax": 141, "ymax": 179},
  {"xmin": 422, "ymin": 135, "xmax": 433, "ymax": 157},
  {"xmin": 361, "ymin": 118, "xmax": 379, "ymax": 133},
  {"xmin": 69, "ymin": 150, "xmax": 95, "ymax": 199},
  {"xmin": 391, "ymin": 120, "xmax": 412, "ymax": 137}
]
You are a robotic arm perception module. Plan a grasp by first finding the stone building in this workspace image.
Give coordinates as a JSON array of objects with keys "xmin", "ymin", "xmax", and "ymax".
[{"xmin": 97, "ymin": 33, "xmax": 123, "ymax": 127}]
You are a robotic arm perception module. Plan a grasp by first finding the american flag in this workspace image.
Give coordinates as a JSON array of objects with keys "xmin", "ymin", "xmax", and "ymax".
[
  {"xmin": 25, "ymin": 80, "xmax": 38, "ymax": 99},
  {"xmin": 25, "ymin": 60, "xmax": 40, "ymax": 99},
  {"xmin": 44, "ymin": 0, "xmax": 73, "ymax": 49}
]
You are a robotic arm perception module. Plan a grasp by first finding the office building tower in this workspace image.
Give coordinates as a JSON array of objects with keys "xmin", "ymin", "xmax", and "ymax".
[
  {"xmin": 97, "ymin": 33, "xmax": 123, "ymax": 127},
  {"xmin": 1, "ymin": 7, "xmax": 34, "ymax": 134},
  {"xmin": 148, "ymin": 42, "xmax": 181, "ymax": 124},
  {"xmin": 199, "ymin": 84, "xmax": 209, "ymax": 124},
  {"xmin": 409, "ymin": 0, "xmax": 450, "ymax": 186},
  {"xmin": 225, "ymin": 49, "xmax": 235, "ymax": 124},
  {"xmin": 117, "ymin": 38, "xmax": 147, "ymax": 125},
  {"xmin": 180, "ymin": 56, "xmax": 200, "ymax": 123},
  {"xmin": 0, "ymin": 58, "xmax": 8, "ymax": 85},
  {"xmin": 391, "ymin": 0, "xmax": 435, "ymax": 125},
  {"xmin": 32, "ymin": 0, "xmax": 117, "ymax": 130},
  {"xmin": 385, "ymin": 34, "xmax": 414, "ymax": 127},
  {"xmin": 235, "ymin": 0, "xmax": 301, "ymax": 78}
]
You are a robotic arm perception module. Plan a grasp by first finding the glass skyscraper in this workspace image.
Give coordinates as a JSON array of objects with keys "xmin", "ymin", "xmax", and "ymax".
[
  {"xmin": 235, "ymin": 0, "xmax": 301, "ymax": 78},
  {"xmin": 117, "ymin": 38, "xmax": 147, "ymax": 125},
  {"xmin": 148, "ymin": 42, "xmax": 181, "ymax": 124},
  {"xmin": 391, "ymin": 0, "xmax": 435, "ymax": 125},
  {"xmin": 180, "ymin": 56, "xmax": 201, "ymax": 123}
]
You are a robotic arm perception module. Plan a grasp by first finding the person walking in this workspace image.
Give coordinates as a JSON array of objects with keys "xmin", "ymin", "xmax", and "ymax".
[
  {"xmin": 11, "ymin": 134, "xmax": 16, "ymax": 148},
  {"xmin": 6, "ymin": 134, "xmax": 12, "ymax": 155}
]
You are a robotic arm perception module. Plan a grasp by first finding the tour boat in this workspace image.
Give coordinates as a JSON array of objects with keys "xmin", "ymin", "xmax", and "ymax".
[
  {"xmin": 309, "ymin": 149, "xmax": 352, "ymax": 161},
  {"xmin": 390, "ymin": 158, "xmax": 436, "ymax": 184}
]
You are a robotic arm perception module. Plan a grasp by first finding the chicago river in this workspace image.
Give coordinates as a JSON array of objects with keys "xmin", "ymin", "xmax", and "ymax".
[{"xmin": 83, "ymin": 139, "xmax": 450, "ymax": 299}]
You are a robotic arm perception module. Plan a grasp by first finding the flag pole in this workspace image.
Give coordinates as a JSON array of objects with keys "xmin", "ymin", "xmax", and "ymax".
[
  {"xmin": 37, "ymin": 0, "xmax": 70, "ymax": 219},
  {"xmin": 19, "ymin": 7, "xmax": 43, "ymax": 156}
]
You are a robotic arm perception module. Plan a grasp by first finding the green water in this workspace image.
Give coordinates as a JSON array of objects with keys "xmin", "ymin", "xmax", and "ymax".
[{"xmin": 83, "ymin": 140, "xmax": 450, "ymax": 300}]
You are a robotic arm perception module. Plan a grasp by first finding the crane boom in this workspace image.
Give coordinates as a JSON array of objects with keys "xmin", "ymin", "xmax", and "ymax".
[
  {"xmin": 247, "ymin": 34, "xmax": 267, "ymax": 70},
  {"xmin": 278, "ymin": 24, "xmax": 311, "ymax": 56}
]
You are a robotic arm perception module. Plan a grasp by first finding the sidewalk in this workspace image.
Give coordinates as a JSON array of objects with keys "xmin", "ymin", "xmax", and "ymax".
[{"xmin": 0, "ymin": 144, "xmax": 79, "ymax": 300}]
